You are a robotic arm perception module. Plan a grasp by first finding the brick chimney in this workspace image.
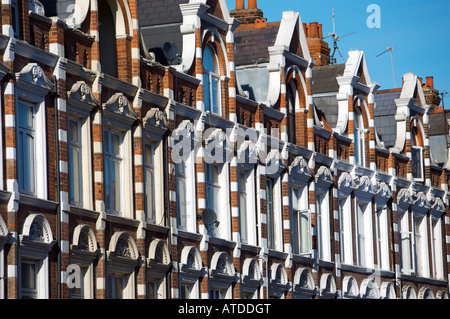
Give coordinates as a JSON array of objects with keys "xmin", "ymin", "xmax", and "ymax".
[
  {"xmin": 422, "ymin": 76, "xmax": 441, "ymax": 108},
  {"xmin": 230, "ymin": 0, "xmax": 267, "ymax": 25},
  {"xmin": 304, "ymin": 22, "xmax": 331, "ymax": 67}
]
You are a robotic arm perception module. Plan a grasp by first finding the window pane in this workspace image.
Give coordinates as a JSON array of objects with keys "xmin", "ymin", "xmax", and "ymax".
[
  {"xmin": 177, "ymin": 176, "xmax": 186, "ymax": 228},
  {"xmin": 145, "ymin": 168, "xmax": 154, "ymax": 220},
  {"xmin": 299, "ymin": 213, "xmax": 309, "ymax": 253},
  {"xmin": 113, "ymin": 160, "xmax": 121, "ymax": 212},
  {"xmin": 357, "ymin": 204, "xmax": 365, "ymax": 265},
  {"xmin": 104, "ymin": 158, "xmax": 110, "ymax": 210},
  {"xmin": 18, "ymin": 103, "xmax": 33, "ymax": 127},
  {"xmin": 203, "ymin": 46, "xmax": 215, "ymax": 73},
  {"xmin": 69, "ymin": 147, "xmax": 81, "ymax": 204},
  {"xmin": 21, "ymin": 262, "xmax": 36, "ymax": 290},
  {"xmin": 69, "ymin": 120, "xmax": 79, "ymax": 144},
  {"xmin": 203, "ymin": 73, "xmax": 211, "ymax": 112},
  {"xmin": 112, "ymin": 134, "xmax": 120, "ymax": 155},
  {"xmin": 145, "ymin": 144, "xmax": 153, "ymax": 166},
  {"xmin": 212, "ymin": 76, "xmax": 220, "ymax": 114}
]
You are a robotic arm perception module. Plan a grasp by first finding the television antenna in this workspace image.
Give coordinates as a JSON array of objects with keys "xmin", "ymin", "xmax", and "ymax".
[
  {"xmin": 441, "ymin": 91, "xmax": 448, "ymax": 109},
  {"xmin": 376, "ymin": 46, "xmax": 397, "ymax": 88},
  {"xmin": 324, "ymin": 8, "xmax": 356, "ymax": 64}
]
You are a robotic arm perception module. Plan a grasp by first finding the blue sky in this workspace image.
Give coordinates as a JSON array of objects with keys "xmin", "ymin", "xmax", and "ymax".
[{"xmin": 225, "ymin": 0, "xmax": 450, "ymax": 107}]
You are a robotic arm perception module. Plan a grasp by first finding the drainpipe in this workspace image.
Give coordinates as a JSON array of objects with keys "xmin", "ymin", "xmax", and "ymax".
[
  {"xmin": 53, "ymin": 75, "xmax": 62, "ymax": 299},
  {"xmin": 163, "ymin": 98, "xmax": 172, "ymax": 299}
]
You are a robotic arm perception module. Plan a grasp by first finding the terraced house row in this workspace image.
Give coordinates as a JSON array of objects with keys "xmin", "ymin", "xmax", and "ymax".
[{"xmin": 0, "ymin": 0, "xmax": 447, "ymax": 299}]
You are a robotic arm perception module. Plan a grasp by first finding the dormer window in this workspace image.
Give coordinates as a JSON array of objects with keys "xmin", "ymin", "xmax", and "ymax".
[
  {"xmin": 286, "ymin": 80, "xmax": 297, "ymax": 145},
  {"xmin": 353, "ymin": 98, "xmax": 365, "ymax": 167},
  {"xmin": 203, "ymin": 44, "xmax": 221, "ymax": 115},
  {"xmin": 99, "ymin": 0, "xmax": 118, "ymax": 77},
  {"xmin": 411, "ymin": 125, "xmax": 424, "ymax": 181}
]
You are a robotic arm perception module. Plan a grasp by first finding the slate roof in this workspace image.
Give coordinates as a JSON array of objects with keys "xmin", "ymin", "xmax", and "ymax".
[
  {"xmin": 311, "ymin": 64, "xmax": 345, "ymax": 95},
  {"xmin": 428, "ymin": 111, "xmax": 449, "ymax": 136},
  {"xmin": 234, "ymin": 24, "xmax": 280, "ymax": 66},
  {"xmin": 374, "ymin": 89, "xmax": 401, "ymax": 148},
  {"xmin": 314, "ymin": 96, "xmax": 338, "ymax": 129},
  {"xmin": 139, "ymin": 0, "xmax": 189, "ymax": 64}
]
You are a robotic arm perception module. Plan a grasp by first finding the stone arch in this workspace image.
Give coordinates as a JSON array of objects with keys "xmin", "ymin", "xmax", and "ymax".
[
  {"xmin": 148, "ymin": 239, "xmax": 170, "ymax": 265},
  {"xmin": 360, "ymin": 278, "xmax": 380, "ymax": 299},
  {"xmin": 21, "ymin": 214, "xmax": 53, "ymax": 244},
  {"xmin": 210, "ymin": 251, "xmax": 235, "ymax": 276},
  {"xmin": 342, "ymin": 276, "xmax": 359, "ymax": 299},
  {"xmin": 71, "ymin": 224, "xmax": 98, "ymax": 252},
  {"xmin": 180, "ymin": 246, "xmax": 202, "ymax": 270},
  {"xmin": 108, "ymin": 231, "xmax": 139, "ymax": 260}
]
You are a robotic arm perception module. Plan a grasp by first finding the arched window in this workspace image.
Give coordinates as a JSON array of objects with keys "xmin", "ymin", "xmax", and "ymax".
[
  {"xmin": 99, "ymin": 0, "xmax": 118, "ymax": 77},
  {"xmin": 203, "ymin": 44, "xmax": 221, "ymax": 115},
  {"xmin": 410, "ymin": 118, "xmax": 424, "ymax": 181},
  {"xmin": 353, "ymin": 98, "xmax": 365, "ymax": 166},
  {"xmin": 286, "ymin": 80, "xmax": 297, "ymax": 145}
]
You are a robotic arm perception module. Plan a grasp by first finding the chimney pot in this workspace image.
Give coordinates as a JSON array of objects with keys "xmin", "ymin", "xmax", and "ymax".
[
  {"xmin": 236, "ymin": 0, "xmax": 244, "ymax": 10},
  {"xmin": 309, "ymin": 22, "xmax": 319, "ymax": 38},
  {"xmin": 248, "ymin": 0, "xmax": 257, "ymax": 9},
  {"xmin": 426, "ymin": 76, "xmax": 434, "ymax": 88}
]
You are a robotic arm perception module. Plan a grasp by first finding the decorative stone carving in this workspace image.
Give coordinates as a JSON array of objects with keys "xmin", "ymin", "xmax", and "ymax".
[
  {"xmin": 103, "ymin": 93, "xmax": 138, "ymax": 120},
  {"xmin": 108, "ymin": 232, "xmax": 139, "ymax": 260},
  {"xmin": 143, "ymin": 108, "xmax": 168, "ymax": 129},
  {"xmin": 16, "ymin": 63, "xmax": 54, "ymax": 93},
  {"xmin": 315, "ymin": 166, "xmax": 333, "ymax": 185},
  {"xmin": 68, "ymin": 81, "xmax": 98, "ymax": 106},
  {"xmin": 29, "ymin": 0, "xmax": 45, "ymax": 16},
  {"xmin": 211, "ymin": 252, "xmax": 235, "ymax": 277},
  {"xmin": 338, "ymin": 172, "xmax": 356, "ymax": 189}
]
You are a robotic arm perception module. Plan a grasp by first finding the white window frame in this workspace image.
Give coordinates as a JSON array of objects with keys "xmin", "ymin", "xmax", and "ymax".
[
  {"xmin": 205, "ymin": 162, "xmax": 231, "ymax": 240},
  {"xmin": 430, "ymin": 214, "xmax": 444, "ymax": 280},
  {"xmin": 104, "ymin": 129, "xmax": 124, "ymax": 215},
  {"xmin": 399, "ymin": 209, "xmax": 413, "ymax": 274},
  {"xmin": 291, "ymin": 186, "xmax": 311, "ymax": 256},
  {"xmin": 15, "ymin": 63, "xmax": 53, "ymax": 201},
  {"xmin": 412, "ymin": 212, "xmax": 429, "ymax": 277},
  {"xmin": 411, "ymin": 146, "xmax": 424, "ymax": 182},
  {"xmin": 107, "ymin": 272, "xmax": 133, "ymax": 299},
  {"xmin": 353, "ymin": 100, "xmax": 365, "ymax": 167},
  {"xmin": 203, "ymin": 44, "xmax": 222, "ymax": 115},
  {"xmin": 176, "ymin": 150, "xmax": 196, "ymax": 233},
  {"xmin": 68, "ymin": 117, "xmax": 83, "ymax": 206},
  {"xmin": 338, "ymin": 195, "xmax": 353, "ymax": 265},
  {"xmin": 67, "ymin": 81, "xmax": 96, "ymax": 211},
  {"xmin": 266, "ymin": 177, "xmax": 283, "ymax": 251},
  {"xmin": 375, "ymin": 205, "xmax": 390, "ymax": 270},
  {"xmin": 144, "ymin": 143, "xmax": 155, "ymax": 222},
  {"xmin": 316, "ymin": 190, "xmax": 331, "ymax": 262},
  {"xmin": 238, "ymin": 166, "xmax": 257, "ymax": 246},
  {"xmin": 355, "ymin": 200, "xmax": 374, "ymax": 268},
  {"xmin": 17, "ymin": 100, "xmax": 36, "ymax": 195}
]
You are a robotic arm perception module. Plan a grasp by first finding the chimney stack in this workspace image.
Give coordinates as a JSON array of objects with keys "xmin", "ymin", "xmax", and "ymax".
[
  {"xmin": 305, "ymin": 22, "xmax": 330, "ymax": 67},
  {"xmin": 230, "ymin": 0, "xmax": 266, "ymax": 26}
]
